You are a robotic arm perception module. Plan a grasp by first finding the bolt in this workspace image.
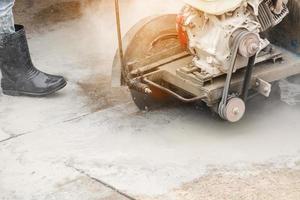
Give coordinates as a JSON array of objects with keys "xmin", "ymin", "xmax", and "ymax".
[
  {"xmin": 144, "ymin": 88, "xmax": 152, "ymax": 94},
  {"xmin": 233, "ymin": 107, "xmax": 240, "ymax": 115},
  {"xmin": 249, "ymin": 43, "xmax": 259, "ymax": 54}
]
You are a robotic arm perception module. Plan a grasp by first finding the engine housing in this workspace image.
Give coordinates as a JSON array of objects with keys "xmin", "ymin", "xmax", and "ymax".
[{"xmin": 177, "ymin": 0, "xmax": 289, "ymax": 76}]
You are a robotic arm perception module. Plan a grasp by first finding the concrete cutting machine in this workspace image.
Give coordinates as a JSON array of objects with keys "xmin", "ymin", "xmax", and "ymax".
[{"xmin": 112, "ymin": 0, "xmax": 300, "ymax": 122}]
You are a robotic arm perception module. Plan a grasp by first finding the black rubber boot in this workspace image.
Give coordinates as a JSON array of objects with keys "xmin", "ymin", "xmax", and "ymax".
[{"xmin": 0, "ymin": 25, "xmax": 67, "ymax": 97}]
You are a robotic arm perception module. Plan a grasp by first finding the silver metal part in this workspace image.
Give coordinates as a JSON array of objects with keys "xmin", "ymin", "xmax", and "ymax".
[
  {"xmin": 258, "ymin": 0, "xmax": 289, "ymax": 31},
  {"xmin": 223, "ymin": 97, "xmax": 246, "ymax": 123},
  {"xmin": 255, "ymin": 78, "xmax": 272, "ymax": 97},
  {"xmin": 238, "ymin": 32, "xmax": 260, "ymax": 58}
]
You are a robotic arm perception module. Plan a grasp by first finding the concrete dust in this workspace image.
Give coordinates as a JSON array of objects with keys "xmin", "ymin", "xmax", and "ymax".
[
  {"xmin": 14, "ymin": 0, "xmax": 83, "ymax": 32},
  {"xmin": 1, "ymin": 0, "xmax": 300, "ymax": 200},
  {"xmin": 280, "ymin": 79, "xmax": 300, "ymax": 105},
  {"xmin": 142, "ymin": 165, "xmax": 300, "ymax": 200},
  {"xmin": 43, "ymin": 176, "xmax": 129, "ymax": 200},
  {"xmin": 52, "ymin": 0, "xmax": 184, "ymax": 111},
  {"xmin": 77, "ymin": 75, "xmax": 131, "ymax": 112},
  {"xmin": 33, "ymin": 1, "xmax": 82, "ymax": 27}
]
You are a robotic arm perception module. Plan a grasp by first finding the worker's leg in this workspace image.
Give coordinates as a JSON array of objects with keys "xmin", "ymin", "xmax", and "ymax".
[
  {"xmin": 0, "ymin": 0, "xmax": 15, "ymax": 34},
  {"xmin": 0, "ymin": 0, "xmax": 67, "ymax": 97}
]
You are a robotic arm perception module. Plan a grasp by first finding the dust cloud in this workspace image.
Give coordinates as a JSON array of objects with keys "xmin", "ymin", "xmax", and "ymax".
[
  {"xmin": 76, "ymin": 0, "xmax": 300, "ymax": 174},
  {"xmin": 22, "ymin": 0, "xmax": 184, "ymax": 111},
  {"xmin": 79, "ymin": 0, "xmax": 300, "ymax": 104},
  {"xmin": 77, "ymin": 0, "xmax": 184, "ymax": 69},
  {"xmin": 76, "ymin": 1, "xmax": 300, "ymax": 179},
  {"xmin": 4, "ymin": 1, "xmax": 300, "ymax": 198},
  {"xmin": 280, "ymin": 78, "xmax": 300, "ymax": 105}
]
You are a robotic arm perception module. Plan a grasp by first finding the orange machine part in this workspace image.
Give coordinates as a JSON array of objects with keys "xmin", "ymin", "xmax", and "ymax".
[{"xmin": 176, "ymin": 14, "xmax": 188, "ymax": 49}]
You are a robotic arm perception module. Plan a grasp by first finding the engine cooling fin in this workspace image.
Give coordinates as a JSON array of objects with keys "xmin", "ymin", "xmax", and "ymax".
[{"xmin": 258, "ymin": 0, "xmax": 289, "ymax": 31}]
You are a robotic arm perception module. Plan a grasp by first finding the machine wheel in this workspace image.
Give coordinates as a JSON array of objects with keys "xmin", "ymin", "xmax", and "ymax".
[{"xmin": 220, "ymin": 97, "xmax": 246, "ymax": 123}]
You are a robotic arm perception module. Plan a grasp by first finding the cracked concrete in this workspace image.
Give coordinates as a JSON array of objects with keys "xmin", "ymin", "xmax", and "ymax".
[{"xmin": 1, "ymin": 0, "xmax": 300, "ymax": 200}]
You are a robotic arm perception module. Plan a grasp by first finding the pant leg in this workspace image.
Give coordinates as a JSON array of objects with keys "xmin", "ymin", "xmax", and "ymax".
[{"xmin": 0, "ymin": 0, "xmax": 15, "ymax": 34}]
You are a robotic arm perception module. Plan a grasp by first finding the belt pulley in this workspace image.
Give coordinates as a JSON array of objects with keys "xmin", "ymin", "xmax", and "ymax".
[{"xmin": 218, "ymin": 30, "xmax": 259, "ymax": 122}]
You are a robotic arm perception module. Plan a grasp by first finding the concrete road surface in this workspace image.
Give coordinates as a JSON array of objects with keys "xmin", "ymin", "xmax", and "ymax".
[{"xmin": 1, "ymin": 0, "xmax": 300, "ymax": 199}]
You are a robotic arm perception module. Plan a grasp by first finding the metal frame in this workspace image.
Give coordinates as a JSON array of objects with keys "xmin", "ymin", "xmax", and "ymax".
[
  {"xmin": 114, "ymin": 0, "xmax": 125, "ymax": 71},
  {"xmin": 112, "ymin": 3, "xmax": 300, "ymax": 121}
]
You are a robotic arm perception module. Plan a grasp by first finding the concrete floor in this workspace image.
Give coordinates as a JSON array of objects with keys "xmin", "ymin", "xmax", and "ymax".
[{"xmin": 1, "ymin": 1, "xmax": 300, "ymax": 200}]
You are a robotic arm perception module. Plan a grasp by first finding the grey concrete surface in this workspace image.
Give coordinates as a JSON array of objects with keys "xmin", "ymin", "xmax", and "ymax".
[{"xmin": 1, "ymin": 0, "xmax": 300, "ymax": 200}]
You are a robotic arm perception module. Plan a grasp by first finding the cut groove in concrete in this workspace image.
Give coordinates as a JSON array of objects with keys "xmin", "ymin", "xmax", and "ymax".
[{"xmin": 67, "ymin": 165, "xmax": 138, "ymax": 200}]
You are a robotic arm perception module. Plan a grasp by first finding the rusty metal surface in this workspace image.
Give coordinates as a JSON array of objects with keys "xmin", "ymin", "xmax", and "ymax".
[{"xmin": 111, "ymin": 14, "xmax": 184, "ymax": 87}]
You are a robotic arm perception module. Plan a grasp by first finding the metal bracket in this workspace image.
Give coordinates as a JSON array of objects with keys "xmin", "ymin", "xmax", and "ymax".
[
  {"xmin": 255, "ymin": 78, "xmax": 272, "ymax": 97},
  {"xmin": 143, "ymin": 77, "xmax": 206, "ymax": 103}
]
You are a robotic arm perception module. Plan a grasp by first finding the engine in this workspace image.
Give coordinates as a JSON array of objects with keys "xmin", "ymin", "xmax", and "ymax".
[{"xmin": 177, "ymin": 0, "xmax": 289, "ymax": 77}]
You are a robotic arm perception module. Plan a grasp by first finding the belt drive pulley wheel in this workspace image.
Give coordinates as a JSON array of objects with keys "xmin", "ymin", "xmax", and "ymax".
[{"xmin": 220, "ymin": 97, "xmax": 246, "ymax": 123}]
